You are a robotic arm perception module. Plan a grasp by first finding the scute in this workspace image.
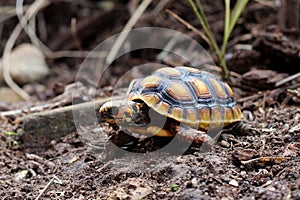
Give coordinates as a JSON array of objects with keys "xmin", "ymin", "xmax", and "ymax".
[
  {"xmin": 136, "ymin": 93, "xmax": 160, "ymax": 107},
  {"xmin": 170, "ymin": 107, "xmax": 183, "ymax": 121},
  {"xmin": 208, "ymin": 78, "xmax": 228, "ymax": 99},
  {"xmin": 166, "ymin": 82, "xmax": 193, "ymax": 101},
  {"xmin": 224, "ymin": 83, "xmax": 234, "ymax": 98},
  {"xmin": 128, "ymin": 66, "xmax": 242, "ymax": 130},
  {"xmin": 189, "ymin": 79, "xmax": 211, "ymax": 99},
  {"xmin": 141, "ymin": 75, "xmax": 163, "ymax": 88},
  {"xmin": 155, "ymin": 67, "xmax": 182, "ymax": 77},
  {"xmin": 154, "ymin": 101, "xmax": 170, "ymax": 115},
  {"xmin": 198, "ymin": 107, "xmax": 210, "ymax": 130},
  {"xmin": 176, "ymin": 66, "xmax": 200, "ymax": 73}
]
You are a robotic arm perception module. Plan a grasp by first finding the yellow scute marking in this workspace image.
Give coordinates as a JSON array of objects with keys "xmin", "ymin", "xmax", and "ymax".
[
  {"xmin": 176, "ymin": 66, "xmax": 200, "ymax": 73},
  {"xmin": 190, "ymin": 79, "xmax": 211, "ymax": 99},
  {"xmin": 209, "ymin": 107, "xmax": 226, "ymax": 129},
  {"xmin": 140, "ymin": 94, "xmax": 160, "ymax": 107},
  {"xmin": 146, "ymin": 126, "xmax": 174, "ymax": 137},
  {"xmin": 224, "ymin": 83, "xmax": 234, "ymax": 97},
  {"xmin": 224, "ymin": 107, "xmax": 233, "ymax": 123},
  {"xmin": 155, "ymin": 101, "xmax": 170, "ymax": 115},
  {"xmin": 185, "ymin": 109, "xmax": 199, "ymax": 129},
  {"xmin": 171, "ymin": 107, "xmax": 182, "ymax": 121},
  {"xmin": 198, "ymin": 107, "xmax": 210, "ymax": 130},
  {"xmin": 209, "ymin": 78, "xmax": 227, "ymax": 99},
  {"xmin": 156, "ymin": 67, "xmax": 181, "ymax": 77},
  {"xmin": 232, "ymin": 105, "xmax": 243, "ymax": 120},
  {"xmin": 166, "ymin": 82, "xmax": 192, "ymax": 101},
  {"xmin": 128, "ymin": 93, "xmax": 139, "ymax": 101},
  {"xmin": 238, "ymin": 107, "xmax": 243, "ymax": 118},
  {"xmin": 185, "ymin": 109, "xmax": 198, "ymax": 122},
  {"xmin": 211, "ymin": 107, "xmax": 223, "ymax": 122},
  {"xmin": 141, "ymin": 75, "xmax": 162, "ymax": 88}
]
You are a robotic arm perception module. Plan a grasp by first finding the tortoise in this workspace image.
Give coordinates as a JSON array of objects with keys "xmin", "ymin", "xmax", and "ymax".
[{"xmin": 99, "ymin": 66, "xmax": 243, "ymax": 143}]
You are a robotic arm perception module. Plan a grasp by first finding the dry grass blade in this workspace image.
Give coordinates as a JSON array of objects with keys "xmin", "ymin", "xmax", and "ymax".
[
  {"xmin": 3, "ymin": 0, "xmax": 50, "ymax": 101},
  {"xmin": 0, "ymin": 5, "xmax": 29, "ymax": 24},
  {"xmin": 45, "ymin": 50, "xmax": 107, "ymax": 59},
  {"xmin": 16, "ymin": 0, "xmax": 52, "ymax": 53},
  {"xmin": 35, "ymin": 175, "xmax": 62, "ymax": 200},
  {"xmin": 105, "ymin": 0, "xmax": 152, "ymax": 65},
  {"xmin": 275, "ymin": 72, "xmax": 300, "ymax": 87},
  {"xmin": 165, "ymin": 9, "xmax": 210, "ymax": 45},
  {"xmin": 71, "ymin": 17, "xmax": 83, "ymax": 51}
]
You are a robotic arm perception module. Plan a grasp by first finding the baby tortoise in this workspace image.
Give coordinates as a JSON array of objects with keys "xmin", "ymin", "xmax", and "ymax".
[{"xmin": 100, "ymin": 66, "xmax": 243, "ymax": 143}]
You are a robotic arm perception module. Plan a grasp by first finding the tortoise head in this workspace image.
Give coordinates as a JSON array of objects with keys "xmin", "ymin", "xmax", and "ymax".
[{"xmin": 99, "ymin": 100, "xmax": 149, "ymax": 126}]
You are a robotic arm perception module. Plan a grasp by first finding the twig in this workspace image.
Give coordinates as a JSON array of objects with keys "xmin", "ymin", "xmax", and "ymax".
[
  {"xmin": 3, "ymin": 0, "xmax": 50, "ymax": 101},
  {"xmin": 202, "ymin": 64, "xmax": 242, "ymax": 78},
  {"xmin": 71, "ymin": 17, "xmax": 83, "ymax": 51},
  {"xmin": 0, "ymin": 96, "xmax": 123, "ymax": 117},
  {"xmin": 156, "ymin": 33, "xmax": 179, "ymax": 62},
  {"xmin": 16, "ymin": 0, "xmax": 52, "ymax": 53},
  {"xmin": 35, "ymin": 175, "xmax": 62, "ymax": 200},
  {"xmin": 96, "ymin": 161, "xmax": 112, "ymax": 172},
  {"xmin": 0, "ymin": 101, "xmax": 68, "ymax": 117},
  {"xmin": 0, "ymin": 5, "xmax": 29, "ymax": 24},
  {"xmin": 45, "ymin": 50, "xmax": 107, "ymax": 59},
  {"xmin": 237, "ymin": 93, "xmax": 265, "ymax": 103},
  {"xmin": 237, "ymin": 82, "xmax": 300, "ymax": 104},
  {"xmin": 165, "ymin": 9, "xmax": 210, "ymax": 45},
  {"xmin": 275, "ymin": 72, "xmax": 300, "ymax": 87},
  {"xmin": 105, "ymin": 0, "xmax": 152, "ymax": 65},
  {"xmin": 240, "ymin": 156, "xmax": 290, "ymax": 168},
  {"xmin": 152, "ymin": 0, "xmax": 172, "ymax": 15},
  {"xmin": 254, "ymin": 0, "xmax": 279, "ymax": 8}
]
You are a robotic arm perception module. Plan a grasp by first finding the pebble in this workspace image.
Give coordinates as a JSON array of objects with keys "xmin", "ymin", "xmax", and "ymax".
[
  {"xmin": 0, "ymin": 43, "xmax": 49, "ymax": 84},
  {"xmin": 240, "ymin": 171, "xmax": 247, "ymax": 177},
  {"xmin": 14, "ymin": 170, "xmax": 28, "ymax": 181},
  {"xmin": 229, "ymin": 179, "xmax": 239, "ymax": 187},
  {"xmin": 220, "ymin": 140, "xmax": 231, "ymax": 148},
  {"xmin": 191, "ymin": 177, "xmax": 198, "ymax": 187}
]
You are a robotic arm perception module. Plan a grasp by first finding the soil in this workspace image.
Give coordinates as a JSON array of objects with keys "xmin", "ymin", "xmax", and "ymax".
[{"xmin": 0, "ymin": 0, "xmax": 299, "ymax": 199}]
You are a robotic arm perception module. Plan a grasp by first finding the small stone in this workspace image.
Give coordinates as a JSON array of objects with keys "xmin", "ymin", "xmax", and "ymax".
[
  {"xmin": 191, "ymin": 177, "xmax": 198, "ymax": 187},
  {"xmin": 229, "ymin": 179, "xmax": 239, "ymax": 187},
  {"xmin": 232, "ymin": 148, "xmax": 259, "ymax": 161},
  {"xmin": 0, "ymin": 43, "xmax": 49, "ymax": 84},
  {"xmin": 262, "ymin": 180, "xmax": 273, "ymax": 187},
  {"xmin": 220, "ymin": 140, "xmax": 231, "ymax": 148},
  {"xmin": 14, "ymin": 170, "xmax": 28, "ymax": 181},
  {"xmin": 240, "ymin": 171, "xmax": 247, "ymax": 177},
  {"xmin": 267, "ymin": 186, "xmax": 276, "ymax": 192}
]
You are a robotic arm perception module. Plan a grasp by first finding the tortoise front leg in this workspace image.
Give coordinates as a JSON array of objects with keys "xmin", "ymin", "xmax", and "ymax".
[
  {"xmin": 146, "ymin": 126, "xmax": 175, "ymax": 137},
  {"xmin": 173, "ymin": 124, "xmax": 215, "ymax": 144},
  {"xmin": 125, "ymin": 126, "xmax": 175, "ymax": 137}
]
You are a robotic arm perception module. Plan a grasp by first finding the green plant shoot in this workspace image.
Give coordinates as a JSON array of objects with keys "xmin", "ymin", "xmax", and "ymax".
[{"xmin": 189, "ymin": 0, "xmax": 249, "ymax": 79}]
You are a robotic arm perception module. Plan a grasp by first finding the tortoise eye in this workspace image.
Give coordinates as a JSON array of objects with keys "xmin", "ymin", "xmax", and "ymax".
[{"xmin": 124, "ymin": 112, "xmax": 131, "ymax": 118}]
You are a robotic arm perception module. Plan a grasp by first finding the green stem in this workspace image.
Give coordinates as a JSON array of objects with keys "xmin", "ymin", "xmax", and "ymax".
[
  {"xmin": 221, "ymin": 0, "xmax": 231, "ymax": 56},
  {"xmin": 188, "ymin": 0, "xmax": 249, "ymax": 79},
  {"xmin": 188, "ymin": 0, "xmax": 223, "ymax": 68}
]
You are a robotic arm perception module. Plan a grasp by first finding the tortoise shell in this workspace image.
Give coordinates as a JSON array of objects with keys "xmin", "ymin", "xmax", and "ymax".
[{"xmin": 127, "ymin": 66, "xmax": 243, "ymax": 131}]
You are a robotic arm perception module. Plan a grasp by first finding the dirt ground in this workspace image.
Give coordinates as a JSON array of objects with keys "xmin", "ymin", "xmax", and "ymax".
[{"xmin": 0, "ymin": 0, "xmax": 299, "ymax": 199}]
